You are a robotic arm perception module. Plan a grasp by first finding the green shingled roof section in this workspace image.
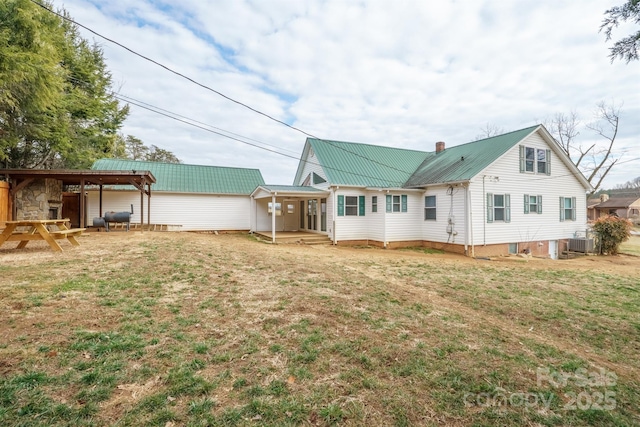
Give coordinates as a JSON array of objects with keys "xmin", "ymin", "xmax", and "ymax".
[
  {"xmin": 404, "ymin": 125, "xmax": 540, "ymax": 187},
  {"xmin": 308, "ymin": 138, "xmax": 431, "ymax": 187},
  {"xmin": 91, "ymin": 159, "xmax": 265, "ymax": 194}
]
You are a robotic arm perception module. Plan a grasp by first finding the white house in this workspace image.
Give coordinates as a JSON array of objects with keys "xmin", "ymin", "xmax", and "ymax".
[
  {"xmin": 88, "ymin": 159, "xmax": 264, "ymax": 231},
  {"xmin": 251, "ymin": 125, "xmax": 592, "ymax": 257}
]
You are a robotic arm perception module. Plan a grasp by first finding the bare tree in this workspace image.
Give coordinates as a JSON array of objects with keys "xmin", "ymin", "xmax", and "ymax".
[
  {"xmin": 615, "ymin": 176, "xmax": 640, "ymax": 190},
  {"xmin": 543, "ymin": 102, "xmax": 622, "ymax": 195},
  {"xmin": 583, "ymin": 102, "xmax": 621, "ymax": 192},
  {"xmin": 475, "ymin": 123, "xmax": 505, "ymax": 140}
]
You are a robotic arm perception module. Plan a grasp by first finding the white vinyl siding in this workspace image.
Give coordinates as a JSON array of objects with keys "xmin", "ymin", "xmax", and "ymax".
[
  {"xmin": 296, "ymin": 147, "xmax": 329, "ymax": 189},
  {"xmin": 333, "ymin": 189, "xmax": 371, "ymax": 241},
  {"xmin": 470, "ymin": 131, "xmax": 587, "ymax": 246},
  {"xmin": 384, "ymin": 192, "xmax": 423, "ymax": 241},
  {"xmin": 87, "ymin": 191, "xmax": 251, "ymax": 231},
  {"xmin": 420, "ymin": 186, "xmax": 466, "ymax": 244}
]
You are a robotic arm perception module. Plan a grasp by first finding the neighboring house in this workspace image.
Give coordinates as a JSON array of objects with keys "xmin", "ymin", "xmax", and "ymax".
[
  {"xmin": 590, "ymin": 194, "xmax": 640, "ymax": 220},
  {"xmin": 251, "ymin": 125, "xmax": 592, "ymax": 258},
  {"xmin": 88, "ymin": 159, "xmax": 264, "ymax": 231},
  {"xmin": 587, "ymin": 196, "xmax": 604, "ymax": 221}
]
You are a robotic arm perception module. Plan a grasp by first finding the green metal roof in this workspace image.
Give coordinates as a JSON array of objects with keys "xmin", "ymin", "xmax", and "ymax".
[
  {"xmin": 307, "ymin": 138, "xmax": 431, "ymax": 187},
  {"xmin": 91, "ymin": 159, "xmax": 265, "ymax": 194},
  {"xmin": 404, "ymin": 125, "xmax": 540, "ymax": 187},
  {"xmin": 259, "ymin": 185, "xmax": 327, "ymax": 193}
]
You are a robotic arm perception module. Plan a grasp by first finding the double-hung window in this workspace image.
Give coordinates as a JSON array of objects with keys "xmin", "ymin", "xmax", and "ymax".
[
  {"xmin": 559, "ymin": 196, "xmax": 576, "ymax": 221},
  {"xmin": 524, "ymin": 194, "xmax": 542, "ymax": 214},
  {"xmin": 345, "ymin": 196, "xmax": 358, "ymax": 216},
  {"xmin": 520, "ymin": 146, "xmax": 551, "ymax": 175},
  {"xmin": 525, "ymin": 147, "xmax": 535, "ymax": 172},
  {"xmin": 386, "ymin": 195, "xmax": 408, "ymax": 213},
  {"xmin": 372, "ymin": 196, "xmax": 378, "ymax": 213},
  {"xmin": 486, "ymin": 193, "xmax": 511, "ymax": 223},
  {"xmin": 337, "ymin": 195, "xmax": 365, "ymax": 216},
  {"xmin": 424, "ymin": 195, "xmax": 436, "ymax": 220},
  {"xmin": 537, "ymin": 149, "xmax": 548, "ymax": 174},
  {"xmin": 392, "ymin": 195, "xmax": 401, "ymax": 212}
]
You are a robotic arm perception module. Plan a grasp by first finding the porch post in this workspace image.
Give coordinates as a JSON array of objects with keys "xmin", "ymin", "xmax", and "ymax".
[{"xmin": 271, "ymin": 194, "xmax": 276, "ymax": 243}]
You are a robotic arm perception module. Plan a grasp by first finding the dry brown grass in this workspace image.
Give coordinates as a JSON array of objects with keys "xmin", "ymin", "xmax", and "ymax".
[{"xmin": 0, "ymin": 232, "xmax": 638, "ymax": 426}]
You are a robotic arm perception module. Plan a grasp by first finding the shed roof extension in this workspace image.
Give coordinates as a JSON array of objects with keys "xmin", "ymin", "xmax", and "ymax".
[{"xmin": 92, "ymin": 159, "xmax": 264, "ymax": 195}]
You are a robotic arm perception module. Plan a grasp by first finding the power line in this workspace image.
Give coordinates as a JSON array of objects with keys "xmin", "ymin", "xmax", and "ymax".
[
  {"xmin": 33, "ymin": 0, "xmax": 415, "ymax": 178},
  {"xmin": 65, "ymin": 74, "xmax": 413, "ymax": 185},
  {"xmin": 34, "ymin": 1, "xmax": 634, "ymax": 190},
  {"xmin": 114, "ymin": 94, "xmax": 412, "ymax": 186},
  {"xmin": 115, "ymin": 93, "xmax": 300, "ymax": 156}
]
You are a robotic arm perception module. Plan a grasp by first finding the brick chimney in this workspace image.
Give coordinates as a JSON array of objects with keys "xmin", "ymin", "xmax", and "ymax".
[{"xmin": 436, "ymin": 141, "xmax": 445, "ymax": 153}]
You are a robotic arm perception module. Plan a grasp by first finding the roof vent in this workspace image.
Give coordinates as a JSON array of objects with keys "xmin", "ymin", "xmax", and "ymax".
[{"xmin": 436, "ymin": 141, "xmax": 445, "ymax": 153}]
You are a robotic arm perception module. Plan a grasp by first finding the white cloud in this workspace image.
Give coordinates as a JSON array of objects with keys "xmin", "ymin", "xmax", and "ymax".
[{"xmin": 56, "ymin": 0, "xmax": 639, "ymax": 187}]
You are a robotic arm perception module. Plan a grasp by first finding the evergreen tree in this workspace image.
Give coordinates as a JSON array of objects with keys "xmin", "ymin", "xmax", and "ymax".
[{"xmin": 0, "ymin": 0, "xmax": 129, "ymax": 169}]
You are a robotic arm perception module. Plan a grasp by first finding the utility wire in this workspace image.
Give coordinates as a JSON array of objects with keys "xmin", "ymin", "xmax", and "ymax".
[
  {"xmin": 114, "ymin": 94, "xmax": 412, "ymax": 186},
  {"xmin": 73, "ymin": 75, "xmax": 638, "ymax": 188},
  {"xmin": 37, "ymin": 2, "xmax": 634, "ymax": 189},
  {"xmin": 65, "ymin": 74, "xmax": 411, "ymax": 185},
  {"xmin": 33, "ymin": 0, "xmax": 415, "ymax": 178},
  {"xmin": 114, "ymin": 93, "xmax": 300, "ymax": 156}
]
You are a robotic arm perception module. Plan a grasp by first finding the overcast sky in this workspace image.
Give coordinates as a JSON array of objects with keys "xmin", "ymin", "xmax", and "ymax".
[{"xmin": 55, "ymin": 0, "xmax": 639, "ymax": 188}]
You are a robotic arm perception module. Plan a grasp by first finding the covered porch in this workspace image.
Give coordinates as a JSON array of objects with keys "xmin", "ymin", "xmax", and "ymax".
[{"xmin": 251, "ymin": 185, "xmax": 331, "ymax": 244}]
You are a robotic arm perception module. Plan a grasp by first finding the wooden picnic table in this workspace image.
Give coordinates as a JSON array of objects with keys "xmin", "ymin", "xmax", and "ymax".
[{"xmin": 0, "ymin": 219, "xmax": 86, "ymax": 252}]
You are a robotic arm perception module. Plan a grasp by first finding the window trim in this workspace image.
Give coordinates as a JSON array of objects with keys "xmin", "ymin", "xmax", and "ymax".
[
  {"xmin": 559, "ymin": 196, "xmax": 576, "ymax": 221},
  {"xmin": 337, "ymin": 194, "xmax": 365, "ymax": 217},
  {"xmin": 519, "ymin": 146, "xmax": 551, "ymax": 176},
  {"xmin": 345, "ymin": 196, "xmax": 358, "ymax": 216},
  {"xmin": 385, "ymin": 194, "xmax": 408, "ymax": 213},
  {"xmin": 536, "ymin": 149, "xmax": 548, "ymax": 174},
  {"xmin": 486, "ymin": 193, "xmax": 511, "ymax": 223},
  {"xmin": 524, "ymin": 194, "xmax": 543, "ymax": 214},
  {"xmin": 424, "ymin": 195, "xmax": 436, "ymax": 220}
]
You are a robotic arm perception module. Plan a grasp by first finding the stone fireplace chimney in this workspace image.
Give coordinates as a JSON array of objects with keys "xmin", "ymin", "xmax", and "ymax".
[
  {"xmin": 436, "ymin": 141, "xmax": 445, "ymax": 153},
  {"xmin": 600, "ymin": 193, "xmax": 609, "ymax": 202}
]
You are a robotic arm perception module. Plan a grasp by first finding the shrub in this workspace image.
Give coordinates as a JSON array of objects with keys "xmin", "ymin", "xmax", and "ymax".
[{"xmin": 591, "ymin": 215, "xmax": 632, "ymax": 255}]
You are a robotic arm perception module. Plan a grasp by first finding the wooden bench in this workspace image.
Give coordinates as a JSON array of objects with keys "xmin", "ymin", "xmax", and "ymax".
[{"xmin": 49, "ymin": 228, "xmax": 86, "ymax": 238}]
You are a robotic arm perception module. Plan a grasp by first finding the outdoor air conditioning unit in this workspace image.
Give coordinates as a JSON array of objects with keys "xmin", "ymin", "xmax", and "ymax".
[{"xmin": 568, "ymin": 238, "xmax": 594, "ymax": 253}]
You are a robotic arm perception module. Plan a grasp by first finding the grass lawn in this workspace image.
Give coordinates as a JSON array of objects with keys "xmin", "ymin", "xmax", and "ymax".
[
  {"xmin": 0, "ymin": 232, "xmax": 638, "ymax": 426},
  {"xmin": 620, "ymin": 234, "xmax": 640, "ymax": 256}
]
